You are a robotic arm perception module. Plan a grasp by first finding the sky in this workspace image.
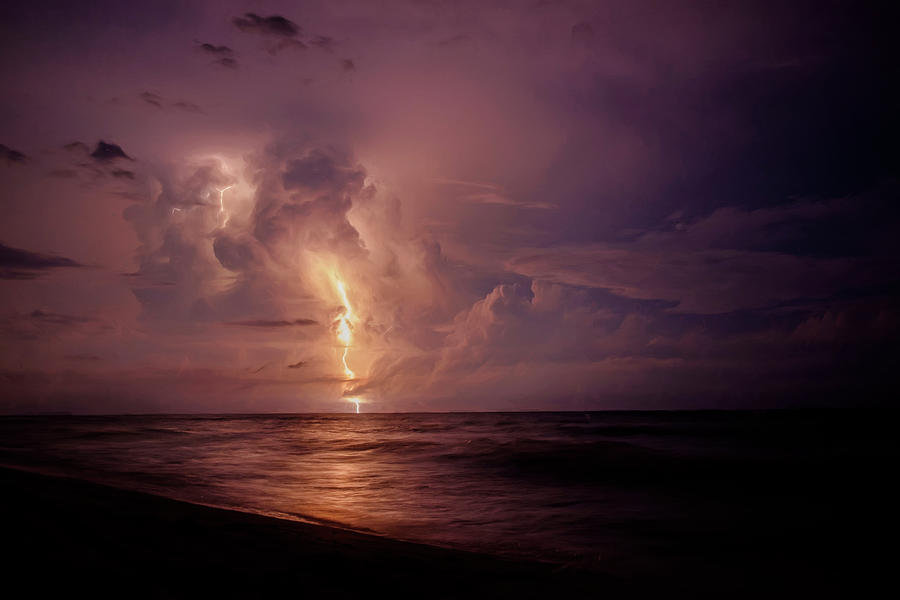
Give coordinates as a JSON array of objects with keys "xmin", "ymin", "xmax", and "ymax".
[{"xmin": 1, "ymin": 0, "xmax": 897, "ymax": 413}]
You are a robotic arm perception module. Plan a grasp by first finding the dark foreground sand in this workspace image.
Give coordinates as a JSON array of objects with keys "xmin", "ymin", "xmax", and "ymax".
[
  {"xmin": 1, "ymin": 466, "xmax": 889, "ymax": 599},
  {"xmin": 2, "ymin": 467, "xmax": 611, "ymax": 598}
]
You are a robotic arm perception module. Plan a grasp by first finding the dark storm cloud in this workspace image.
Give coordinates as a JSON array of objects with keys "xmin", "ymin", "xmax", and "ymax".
[
  {"xmin": 1, "ymin": 0, "xmax": 898, "ymax": 411},
  {"xmin": 120, "ymin": 145, "xmax": 367, "ymax": 329},
  {"xmin": 501, "ymin": 2, "xmax": 900, "ymax": 250},
  {"xmin": 0, "ymin": 0, "xmax": 195, "ymax": 36},
  {"xmin": 214, "ymin": 56, "xmax": 238, "ymax": 69},
  {"xmin": 139, "ymin": 91, "xmax": 163, "ymax": 108},
  {"xmin": 309, "ymin": 36, "xmax": 335, "ymax": 51},
  {"xmin": 268, "ymin": 38, "xmax": 307, "ymax": 55},
  {"xmin": 281, "ymin": 148, "xmax": 364, "ymax": 192},
  {"xmin": 198, "ymin": 42, "xmax": 233, "ymax": 56},
  {"xmin": 90, "ymin": 141, "xmax": 132, "ymax": 162},
  {"xmin": 1, "ymin": 144, "xmax": 27, "ymax": 164},
  {"xmin": 246, "ymin": 145, "xmax": 370, "ymax": 262},
  {"xmin": 227, "ymin": 319, "xmax": 318, "ymax": 328},
  {"xmin": 0, "ymin": 242, "xmax": 82, "ymax": 279},
  {"xmin": 212, "ymin": 234, "xmax": 262, "ymax": 272},
  {"xmin": 63, "ymin": 141, "xmax": 89, "ymax": 154},
  {"xmin": 197, "ymin": 41, "xmax": 237, "ymax": 67},
  {"xmin": 507, "ymin": 194, "xmax": 900, "ymax": 315},
  {"xmin": 232, "ymin": 13, "xmax": 300, "ymax": 38},
  {"xmin": 137, "ymin": 92, "xmax": 203, "ymax": 113}
]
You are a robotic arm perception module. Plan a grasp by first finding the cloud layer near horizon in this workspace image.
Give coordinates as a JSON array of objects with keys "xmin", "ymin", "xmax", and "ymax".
[{"xmin": 1, "ymin": 0, "xmax": 897, "ymax": 412}]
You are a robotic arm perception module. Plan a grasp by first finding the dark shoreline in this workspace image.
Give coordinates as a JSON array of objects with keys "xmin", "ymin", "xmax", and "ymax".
[{"xmin": 2, "ymin": 466, "xmax": 614, "ymax": 598}]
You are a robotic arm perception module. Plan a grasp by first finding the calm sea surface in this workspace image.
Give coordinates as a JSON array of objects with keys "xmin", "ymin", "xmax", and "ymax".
[{"xmin": 1, "ymin": 411, "xmax": 896, "ymax": 573}]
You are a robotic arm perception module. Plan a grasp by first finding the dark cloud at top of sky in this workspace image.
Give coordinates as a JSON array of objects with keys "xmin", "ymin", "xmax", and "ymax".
[
  {"xmin": 232, "ymin": 13, "xmax": 299, "ymax": 38},
  {"xmin": 502, "ymin": 2, "xmax": 900, "ymax": 249},
  {"xmin": 0, "ymin": 242, "xmax": 82, "ymax": 279},
  {"xmin": 0, "ymin": 0, "xmax": 198, "ymax": 48},
  {"xmin": 1, "ymin": 144, "xmax": 27, "ymax": 164},
  {"xmin": 90, "ymin": 141, "xmax": 132, "ymax": 162}
]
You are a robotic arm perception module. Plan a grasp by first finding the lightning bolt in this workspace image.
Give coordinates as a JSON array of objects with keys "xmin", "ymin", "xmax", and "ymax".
[
  {"xmin": 333, "ymin": 276, "xmax": 362, "ymax": 413},
  {"xmin": 217, "ymin": 185, "xmax": 234, "ymax": 227}
]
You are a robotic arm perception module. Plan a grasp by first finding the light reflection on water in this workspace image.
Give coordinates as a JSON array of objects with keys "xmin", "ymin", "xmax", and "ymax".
[{"xmin": 1, "ymin": 411, "xmax": 891, "ymax": 567}]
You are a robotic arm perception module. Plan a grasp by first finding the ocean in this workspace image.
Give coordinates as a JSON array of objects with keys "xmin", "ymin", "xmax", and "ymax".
[{"xmin": 1, "ymin": 410, "xmax": 896, "ymax": 578}]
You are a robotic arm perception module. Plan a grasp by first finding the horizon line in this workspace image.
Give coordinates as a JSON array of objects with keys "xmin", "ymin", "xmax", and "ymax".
[{"xmin": 0, "ymin": 407, "xmax": 884, "ymax": 417}]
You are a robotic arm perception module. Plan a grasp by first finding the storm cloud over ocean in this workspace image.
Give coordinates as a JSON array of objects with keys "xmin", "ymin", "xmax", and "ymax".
[{"xmin": 1, "ymin": 1, "xmax": 897, "ymax": 413}]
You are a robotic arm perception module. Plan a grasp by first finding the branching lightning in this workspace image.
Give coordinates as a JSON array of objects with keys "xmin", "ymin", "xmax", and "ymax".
[{"xmin": 217, "ymin": 185, "xmax": 235, "ymax": 227}]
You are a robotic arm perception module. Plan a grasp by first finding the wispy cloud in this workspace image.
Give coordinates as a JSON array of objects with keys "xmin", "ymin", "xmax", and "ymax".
[
  {"xmin": 435, "ymin": 179, "xmax": 556, "ymax": 210},
  {"xmin": 0, "ymin": 243, "xmax": 82, "ymax": 280},
  {"xmin": 226, "ymin": 318, "xmax": 319, "ymax": 328},
  {"xmin": 1, "ymin": 144, "xmax": 28, "ymax": 164}
]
